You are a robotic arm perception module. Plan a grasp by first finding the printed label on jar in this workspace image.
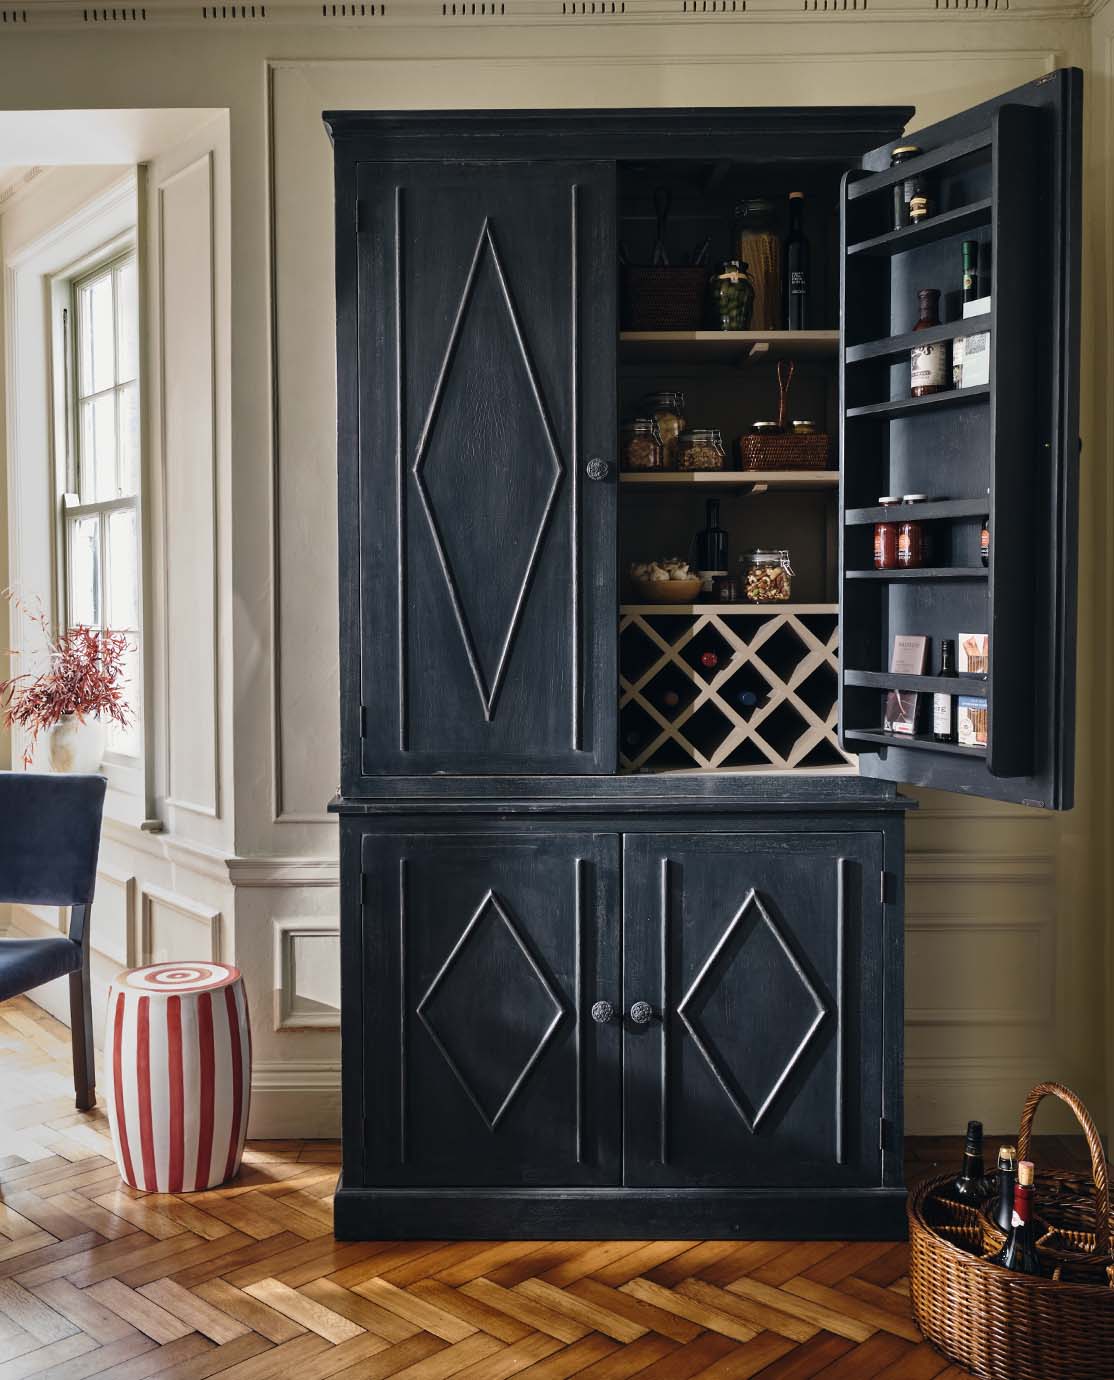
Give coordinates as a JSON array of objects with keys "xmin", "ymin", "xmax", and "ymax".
[
  {"xmin": 910, "ymin": 341, "xmax": 947, "ymax": 390},
  {"xmin": 933, "ymin": 694, "xmax": 951, "ymax": 735}
]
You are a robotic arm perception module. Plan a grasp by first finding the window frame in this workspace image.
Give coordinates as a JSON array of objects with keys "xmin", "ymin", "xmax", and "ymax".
[{"xmin": 50, "ymin": 231, "xmax": 145, "ymax": 804}]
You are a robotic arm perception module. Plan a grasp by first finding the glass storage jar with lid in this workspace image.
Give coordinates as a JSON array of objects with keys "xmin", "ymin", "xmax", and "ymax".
[
  {"xmin": 741, "ymin": 549, "xmax": 794, "ymax": 603},
  {"xmin": 676, "ymin": 428, "xmax": 727, "ymax": 472},
  {"xmin": 639, "ymin": 391, "xmax": 686, "ymax": 468},
  {"xmin": 710, "ymin": 262, "xmax": 755, "ymax": 331},
  {"xmin": 734, "ymin": 199, "xmax": 781, "ymax": 330},
  {"xmin": 620, "ymin": 417, "xmax": 665, "ymax": 471}
]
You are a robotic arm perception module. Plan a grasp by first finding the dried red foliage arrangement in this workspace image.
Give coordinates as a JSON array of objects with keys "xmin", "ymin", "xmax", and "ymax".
[{"xmin": 1, "ymin": 592, "xmax": 133, "ymax": 766}]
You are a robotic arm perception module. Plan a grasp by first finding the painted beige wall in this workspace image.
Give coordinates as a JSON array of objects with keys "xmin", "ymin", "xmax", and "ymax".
[{"xmin": 0, "ymin": 2, "xmax": 1108, "ymax": 1136}]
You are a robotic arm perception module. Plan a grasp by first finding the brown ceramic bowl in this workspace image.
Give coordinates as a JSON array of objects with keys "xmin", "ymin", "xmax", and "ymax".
[{"xmin": 630, "ymin": 576, "xmax": 703, "ymax": 604}]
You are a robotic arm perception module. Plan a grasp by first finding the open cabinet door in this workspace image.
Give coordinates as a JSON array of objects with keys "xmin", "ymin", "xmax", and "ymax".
[{"xmin": 839, "ymin": 68, "xmax": 1082, "ymax": 809}]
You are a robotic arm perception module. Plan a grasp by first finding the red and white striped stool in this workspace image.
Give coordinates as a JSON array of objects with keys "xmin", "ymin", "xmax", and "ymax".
[{"xmin": 104, "ymin": 962, "xmax": 252, "ymax": 1192}]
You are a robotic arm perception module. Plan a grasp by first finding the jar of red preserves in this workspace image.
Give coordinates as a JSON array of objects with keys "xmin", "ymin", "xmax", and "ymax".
[
  {"xmin": 873, "ymin": 496, "xmax": 901, "ymax": 570},
  {"xmin": 897, "ymin": 495, "xmax": 927, "ymax": 568}
]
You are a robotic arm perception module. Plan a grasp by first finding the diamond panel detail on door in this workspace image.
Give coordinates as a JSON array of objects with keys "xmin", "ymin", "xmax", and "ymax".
[
  {"xmin": 623, "ymin": 832, "xmax": 885, "ymax": 1189},
  {"xmin": 349, "ymin": 160, "xmax": 617, "ymax": 782},
  {"xmin": 360, "ymin": 831, "xmax": 621, "ymax": 1187}
]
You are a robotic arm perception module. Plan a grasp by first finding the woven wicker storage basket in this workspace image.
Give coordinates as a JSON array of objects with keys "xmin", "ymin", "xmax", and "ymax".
[
  {"xmin": 622, "ymin": 266, "xmax": 708, "ymax": 331},
  {"xmin": 738, "ymin": 359, "xmax": 832, "ymax": 471},
  {"xmin": 909, "ymin": 1082, "xmax": 1114, "ymax": 1380}
]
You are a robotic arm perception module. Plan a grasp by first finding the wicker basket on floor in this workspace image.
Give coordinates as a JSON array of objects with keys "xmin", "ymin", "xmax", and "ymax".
[{"xmin": 908, "ymin": 1082, "xmax": 1114, "ymax": 1380}]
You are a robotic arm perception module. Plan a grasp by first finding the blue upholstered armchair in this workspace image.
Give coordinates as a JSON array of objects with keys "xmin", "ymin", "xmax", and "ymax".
[{"xmin": 0, "ymin": 773, "xmax": 107, "ymax": 1110}]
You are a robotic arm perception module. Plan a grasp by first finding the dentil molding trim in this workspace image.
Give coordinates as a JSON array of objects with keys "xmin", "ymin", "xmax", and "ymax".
[{"xmin": 0, "ymin": 0, "xmax": 1093, "ymax": 25}]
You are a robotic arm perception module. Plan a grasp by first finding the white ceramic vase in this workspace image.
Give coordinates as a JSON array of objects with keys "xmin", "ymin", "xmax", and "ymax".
[{"xmin": 47, "ymin": 713, "xmax": 106, "ymax": 773}]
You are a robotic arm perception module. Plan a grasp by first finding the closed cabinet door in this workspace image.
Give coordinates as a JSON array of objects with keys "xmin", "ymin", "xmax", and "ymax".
[
  {"xmin": 360, "ymin": 832, "xmax": 621, "ymax": 1186},
  {"xmin": 623, "ymin": 833, "xmax": 885, "ymax": 1188},
  {"xmin": 346, "ymin": 160, "xmax": 617, "ymax": 783}
]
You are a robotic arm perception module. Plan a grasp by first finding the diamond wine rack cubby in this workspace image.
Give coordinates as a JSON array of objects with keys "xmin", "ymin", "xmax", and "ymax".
[{"xmin": 619, "ymin": 604, "xmax": 855, "ymax": 773}]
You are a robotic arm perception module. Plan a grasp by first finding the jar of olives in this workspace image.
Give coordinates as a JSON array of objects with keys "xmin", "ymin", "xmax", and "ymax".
[
  {"xmin": 639, "ymin": 391, "xmax": 686, "ymax": 468},
  {"xmin": 741, "ymin": 549, "xmax": 793, "ymax": 603},
  {"xmin": 676, "ymin": 428, "xmax": 727, "ymax": 472},
  {"xmin": 710, "ymin": 261, "xmax": 755, "ymax": 331},
  {"xmin": 620, "ymin": 417, "xmax": 665, "ymax": 471}
]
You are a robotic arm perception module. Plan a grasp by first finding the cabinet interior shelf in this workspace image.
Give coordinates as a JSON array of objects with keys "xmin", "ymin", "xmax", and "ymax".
[
  {"xmin": 845, "ymin": 314, "xmax": 992, "ymax": 367},
  {"xmin": 846, "ymin": 130, "xmax": 993, "ymax": 202},
  {"xmin": 846, "ymin": 384, "xmax": 990, "ymax": 421},
  {"xmin": 845, "ymin": 728, "xmax": 987, "ymax": 758},
  {"xmin": 621, "ymin": 470, "xmax": 838, "ymax": 492},
  {"xmin": 618, "ymin": 330, "xmax": 838, "ymax": 365},
  {"xmin": 845, "ymin": 669, "xmax": 988, "ymax": 695},
  {"xmin": 620, "ymin": 602, "xmax": 838, "ymax": 615},
  {"xmin": 846, "ymin": 199, "xmax": 993, "ymax": 258},
  {"xmin": 845, "ymin": 497, "xmax": 988, "ymax": 525},
  {"xmin": 846, "ymin": 567, "xmax": 988, "ymax": 581}
]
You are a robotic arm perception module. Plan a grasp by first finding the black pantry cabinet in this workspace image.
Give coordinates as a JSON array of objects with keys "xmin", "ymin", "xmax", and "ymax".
[{"xmin": 326, "ymin": 70, "xmax": 1082, "ymax": 1241}]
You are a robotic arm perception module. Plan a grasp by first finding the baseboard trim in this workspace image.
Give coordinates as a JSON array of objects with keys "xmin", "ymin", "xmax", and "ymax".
[
  {"xmin": 249, "ymin": 1061, "xmax": 342, "ymax": 1138},
  {"xmin": 333, "ymin": 1181, "xmax": 909, "ymax": 1241}
]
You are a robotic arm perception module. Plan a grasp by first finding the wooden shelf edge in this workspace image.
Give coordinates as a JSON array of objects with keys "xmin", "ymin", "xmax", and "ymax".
[
  {"xmin": 845, "ymin": 567, "xmax": 988, "ymax": 581},
  {"xmin": 845, "ymin": 729, "xmax": 987, "ymax": 758},
  {"xmin": 621, "ymin": 470, "xmax": 838, "ymax": 489},
  {"xmin": 621, "ymin": 603, "xmax": 839, "ymax": 614}
]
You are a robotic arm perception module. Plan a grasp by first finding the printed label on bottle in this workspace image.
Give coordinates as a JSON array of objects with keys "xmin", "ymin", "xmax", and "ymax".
[
  {"xmin": 963, "ymin": 271, "xmax": 975, "ymax": 294},
  {"xmin": 789, "ymin": 270, "xmax": 807, "ymax": 296},
  {"xmin": 933, "ymin": 694, "xmax": 950, "ymax": 734},
  {"xmin": 1012, "ymin": 1209, "xmax": 1024, "ymax": 1228},
  {"xmin": 911, "ymin": 342, "xmax": 946, "ymax": 390}
]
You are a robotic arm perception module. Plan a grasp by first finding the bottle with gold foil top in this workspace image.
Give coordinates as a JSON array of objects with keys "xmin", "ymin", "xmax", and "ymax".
[{"xmin": 910, "ymin": 288, "xmax": 948, "ymax": 396}]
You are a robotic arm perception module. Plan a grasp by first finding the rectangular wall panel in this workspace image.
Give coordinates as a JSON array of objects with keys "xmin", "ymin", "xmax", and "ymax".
[{"xmin": 159, "ymin": 153, "xmax": 219, "ymax": 817}]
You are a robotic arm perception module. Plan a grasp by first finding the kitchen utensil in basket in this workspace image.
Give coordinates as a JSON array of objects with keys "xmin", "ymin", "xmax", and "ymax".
[
  {"xmin": 737, "ymin": 361, "xmax": 830, "ymax": 471},
  {"xmin": 908, "ymin": 1081, "xmax": 1114, "ymax": 1380}
]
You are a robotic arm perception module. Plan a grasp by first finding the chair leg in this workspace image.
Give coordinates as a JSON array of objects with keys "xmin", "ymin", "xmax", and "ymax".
[{"xmin": 69, "ymin": 960, "xmax": 95, "ymax": 1112}]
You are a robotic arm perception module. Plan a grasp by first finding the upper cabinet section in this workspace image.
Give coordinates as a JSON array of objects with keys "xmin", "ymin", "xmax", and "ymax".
[
  {"xmin": 335, "ymin": 156, "xmax": 617, "ymax": 782},
  {"xmin": 839, "ymin": 70, "xmax": 1082, "ymax": 810}
]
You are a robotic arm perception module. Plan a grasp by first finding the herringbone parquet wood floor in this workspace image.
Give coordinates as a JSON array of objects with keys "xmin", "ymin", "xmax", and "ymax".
[{"xmin": 10, "ymin": 992, "xmax": 1065, "ymax": 1380}]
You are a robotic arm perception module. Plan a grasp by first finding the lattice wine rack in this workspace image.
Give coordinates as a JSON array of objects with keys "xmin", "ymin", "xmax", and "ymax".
[{"xmin": 619, "ymin": 604, "xmax": 855, "ymax": 773}]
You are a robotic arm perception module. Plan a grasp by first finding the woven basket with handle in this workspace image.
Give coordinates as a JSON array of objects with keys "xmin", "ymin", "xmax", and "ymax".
[
  {"xmin": 737, "ymin": 361, "xmax": 831, "ymax": 471},
  {"xmin": 909, "ymin": 1082, "xmax": 1114, "ymax": 1380}
]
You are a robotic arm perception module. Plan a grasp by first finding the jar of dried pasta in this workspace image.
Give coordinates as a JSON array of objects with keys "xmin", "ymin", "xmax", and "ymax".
[
  {"xmin": 620, "ymin": 417, "xmax": 665, "ymax": 471},
  {"xmin": 676, "ymin": 428, "xmax": 726, "ymax": 472},
  {"xmin": 640, "ymin": 392, "xmax": 686, "ymax": 468},
  {"xmin": 741, "ymin": 549, "xmax": 793, "ymax": 603},
  {"xmin": 734, "ymin": 199, "xmax": 781, "ymax": 331}
]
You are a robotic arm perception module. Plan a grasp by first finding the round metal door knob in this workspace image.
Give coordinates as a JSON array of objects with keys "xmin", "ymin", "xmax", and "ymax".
[
  {"xmin": 590, "ymin": 1000, "xmax": 615, "ymax": 1024},
  {"xmin": 629, "ymin": 1000, "xmax": 654, "ymax": 1025},
  {"xmin": 585, "ymin": 457, "xmax": 610, "ymax": 481}
]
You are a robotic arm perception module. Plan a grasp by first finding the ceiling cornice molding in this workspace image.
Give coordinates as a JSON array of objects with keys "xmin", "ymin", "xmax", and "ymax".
[{"xmin": 0, "ymin": 0, "xmax": 1093, "ymax": 28}]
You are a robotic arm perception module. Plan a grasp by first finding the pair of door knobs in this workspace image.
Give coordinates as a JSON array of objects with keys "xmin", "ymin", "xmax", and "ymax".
[{"xmin": 591, "ymin": 1000, "xmax": 653, "ymax": 1025}]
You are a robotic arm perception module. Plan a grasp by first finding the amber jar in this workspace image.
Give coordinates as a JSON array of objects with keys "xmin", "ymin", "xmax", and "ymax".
[
  {"xmin": 640, "ymin": 391, "xmax": 685, "ymax": 468},
  {"xmin": 897, "ymin": 497, "xmax": 926, "ymax": 568},
  {"xmin": 620, "ymin": 417, "xmax": 664, "ymax": 471},
  {"xmin": 873, "ymin": 495, "xmax": 901, "ymax": 570}
]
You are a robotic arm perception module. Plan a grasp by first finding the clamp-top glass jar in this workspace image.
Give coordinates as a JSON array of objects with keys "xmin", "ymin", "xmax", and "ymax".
[
  {"xmin": 639, "ymin": 391, "xmax": 686, "ymax": 468},
  {"xmin": 620, "ymin": 417, "xmax": 665, "ymax": 472},
  {"xmin": 676, "ymin": 428, "xmax": 726, "ymax": 472},
  {"xmin": 741, "ymin": 549, "xmax": 794, "ymax": 603}
]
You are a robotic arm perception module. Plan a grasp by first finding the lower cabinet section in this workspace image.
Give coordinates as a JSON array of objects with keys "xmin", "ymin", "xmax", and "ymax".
[{"xmin": 337, "ymin": 810, "xmax": 906, "ymax": 1240}]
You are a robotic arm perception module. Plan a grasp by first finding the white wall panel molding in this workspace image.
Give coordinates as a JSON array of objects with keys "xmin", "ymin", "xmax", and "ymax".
[
  {"xmin": 273, "ymin": 916, "xmax": 340, "ymax": 1029},
  {"xmin": 92, "ymin": 867, "xmax": 137, "ymax": 968},
  {"xmin": 139, "ymin": 883, "xmax": 222, "ymax": 964},
  {"xmin": 228, "ymin": 857, "xmax": 339, "ymax": 887},
  {"xmin": 156, "ymin": 151, "xmax": 221, "ymax": 822}
]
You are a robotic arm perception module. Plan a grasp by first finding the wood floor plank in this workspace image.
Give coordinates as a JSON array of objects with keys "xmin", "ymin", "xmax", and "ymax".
[
  {"xmin": 457, "ymin": 1280, "xmax": 587, "ymax": 1345},
  {"xmin": 725, "ymin": 1279, "xmax": 874, "ymax": 1344},
  {"xmin": 240, "ymin": 1282, "xmax": 363, "ymax": 1344},
  {"xmin": 512, "ymin": 1280, "xmax": 645, "ymax": 1343},
  {"xmin": 0, "ymin": 1330, "xmax": 99, "ymax": 1380},
  {"xmin": 403, "ymin": 1281, "xmax": 530, "ymax": 1344},
  {"xmin": 24, "ymin": 1334, "xmax": 156, "ymax": 1380},
  {"xmin": 675, "ymin": 1278, "xmax": 817, "ymax": 1343},
  {"xmin": 689, "ymin": 1329, "xmax": 797, "ymax": 1379},
  {"xmin": 135, "ymin": 1281, "xmax": 250, "ymax": 1345},
  {"xmin": 29, "ymin": 1281, "xmax": 141, "ymax": 1344},
  {"xmin": 780, "ymin": 1279, "xmax": 920, "ymax": 1343},
  {"xmin": 297, "ymin": 1280, "xmax": 421, "ymax": 1343},
  {"xmin": 565, "ymin": 1278, "xmax": 701, "ymax": 1344},
  {"xmin": 84, "ymin": 1281, "xmax": 195, "ymax": 1344},
  {"xmin": 0, "ymin": 1278, "xmax": 78, "ymax": 1342},
  {"xmin": 191, "ymin": 1282, "xmax": 307, "ymax": 1345},
  {"xmin": 350, "ymin": 1280, "xmax": 476, "ymax": 1344},
  {"xmin": 570, "ymin": 1334, "xmax": 677, "ymax": 1380},
  {"xmin": 619, "ymin": 1278, "xmax": 758, "ymax": 1344},
  {"xmin": 320, "ymin": 1333, "xmax": 446, "ymax": 1380}
]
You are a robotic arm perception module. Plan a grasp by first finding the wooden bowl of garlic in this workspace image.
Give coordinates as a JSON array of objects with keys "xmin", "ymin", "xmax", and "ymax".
[{"xmin": 629, "ymin": 559, "xmax": 703, "ymax": 604}]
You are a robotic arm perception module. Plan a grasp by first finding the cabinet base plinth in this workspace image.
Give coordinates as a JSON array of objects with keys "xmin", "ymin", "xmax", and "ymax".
[{"xmin": 333, "ymin": 1181, "xmax": 908, "ymax": 1241}]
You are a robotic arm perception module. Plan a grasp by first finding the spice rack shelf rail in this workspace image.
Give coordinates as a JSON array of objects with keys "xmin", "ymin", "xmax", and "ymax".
[
  {"xmin": 845, "ymin": 498, "xmax": 988, "ymax": 525},
  {"xmin": 846, "ymin": 384, "xmax": 989, "ymax": 421},
  {"xmin": 845, "ymin": 669, "xmax": 988, "ymax": 695},
  {"xmin": 846, "ymin": 198, "xmax": 993, "ymax": 258},
  {"xmin": 618, "ymin": 329, "xmax": 839, "ymax": 365},
  {"xmin": 845, "ymin": 729, "xmax": 987, "ymax": 758},
  {"xmin": 846, "ymin": 567, "xmax": 988, "ymax": 580},
  {"xmin": 621, "ymin": 470, "xmax": 838, "ymax": 492},
  {"xmin": 846, "ymin": 128, "xmax": 993, "ymax": 201},
  {"xmin": 845, "ymin": 314, "xmax": 992, "ymax": 367}
]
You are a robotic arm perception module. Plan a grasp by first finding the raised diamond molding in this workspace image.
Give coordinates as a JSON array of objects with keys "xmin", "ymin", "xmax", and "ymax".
[
  {"xmin": 413, "ymin": 216, "xmax": 563, "ymax": 721},
  {"xmin": 417, "ymin": 889, "xmax": 566, "ymax": 1128},
  {"xmin": 677, "ymin": 886, "xmax": 828, "ymax": 1129}
]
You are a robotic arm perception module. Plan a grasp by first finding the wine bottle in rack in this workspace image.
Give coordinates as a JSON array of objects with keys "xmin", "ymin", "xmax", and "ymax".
[
  {"xmin": 911, "ymin": 288, "xmax": 947, "ymax": 397},
  {"xmin": 952, "ymin": 1120, "xmax": 990, "ymax": 1205},
  {"xmin": 962, "ymin": 239, "xmax": 979, "ymax": 303},
  {"xmin": 994, "ymin": 1145, "xmax": 1018, "ymax": 1235},
  {"xmin": 991, "ymin": 1159, "xmax": 1042, "ymax": 1275}
]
